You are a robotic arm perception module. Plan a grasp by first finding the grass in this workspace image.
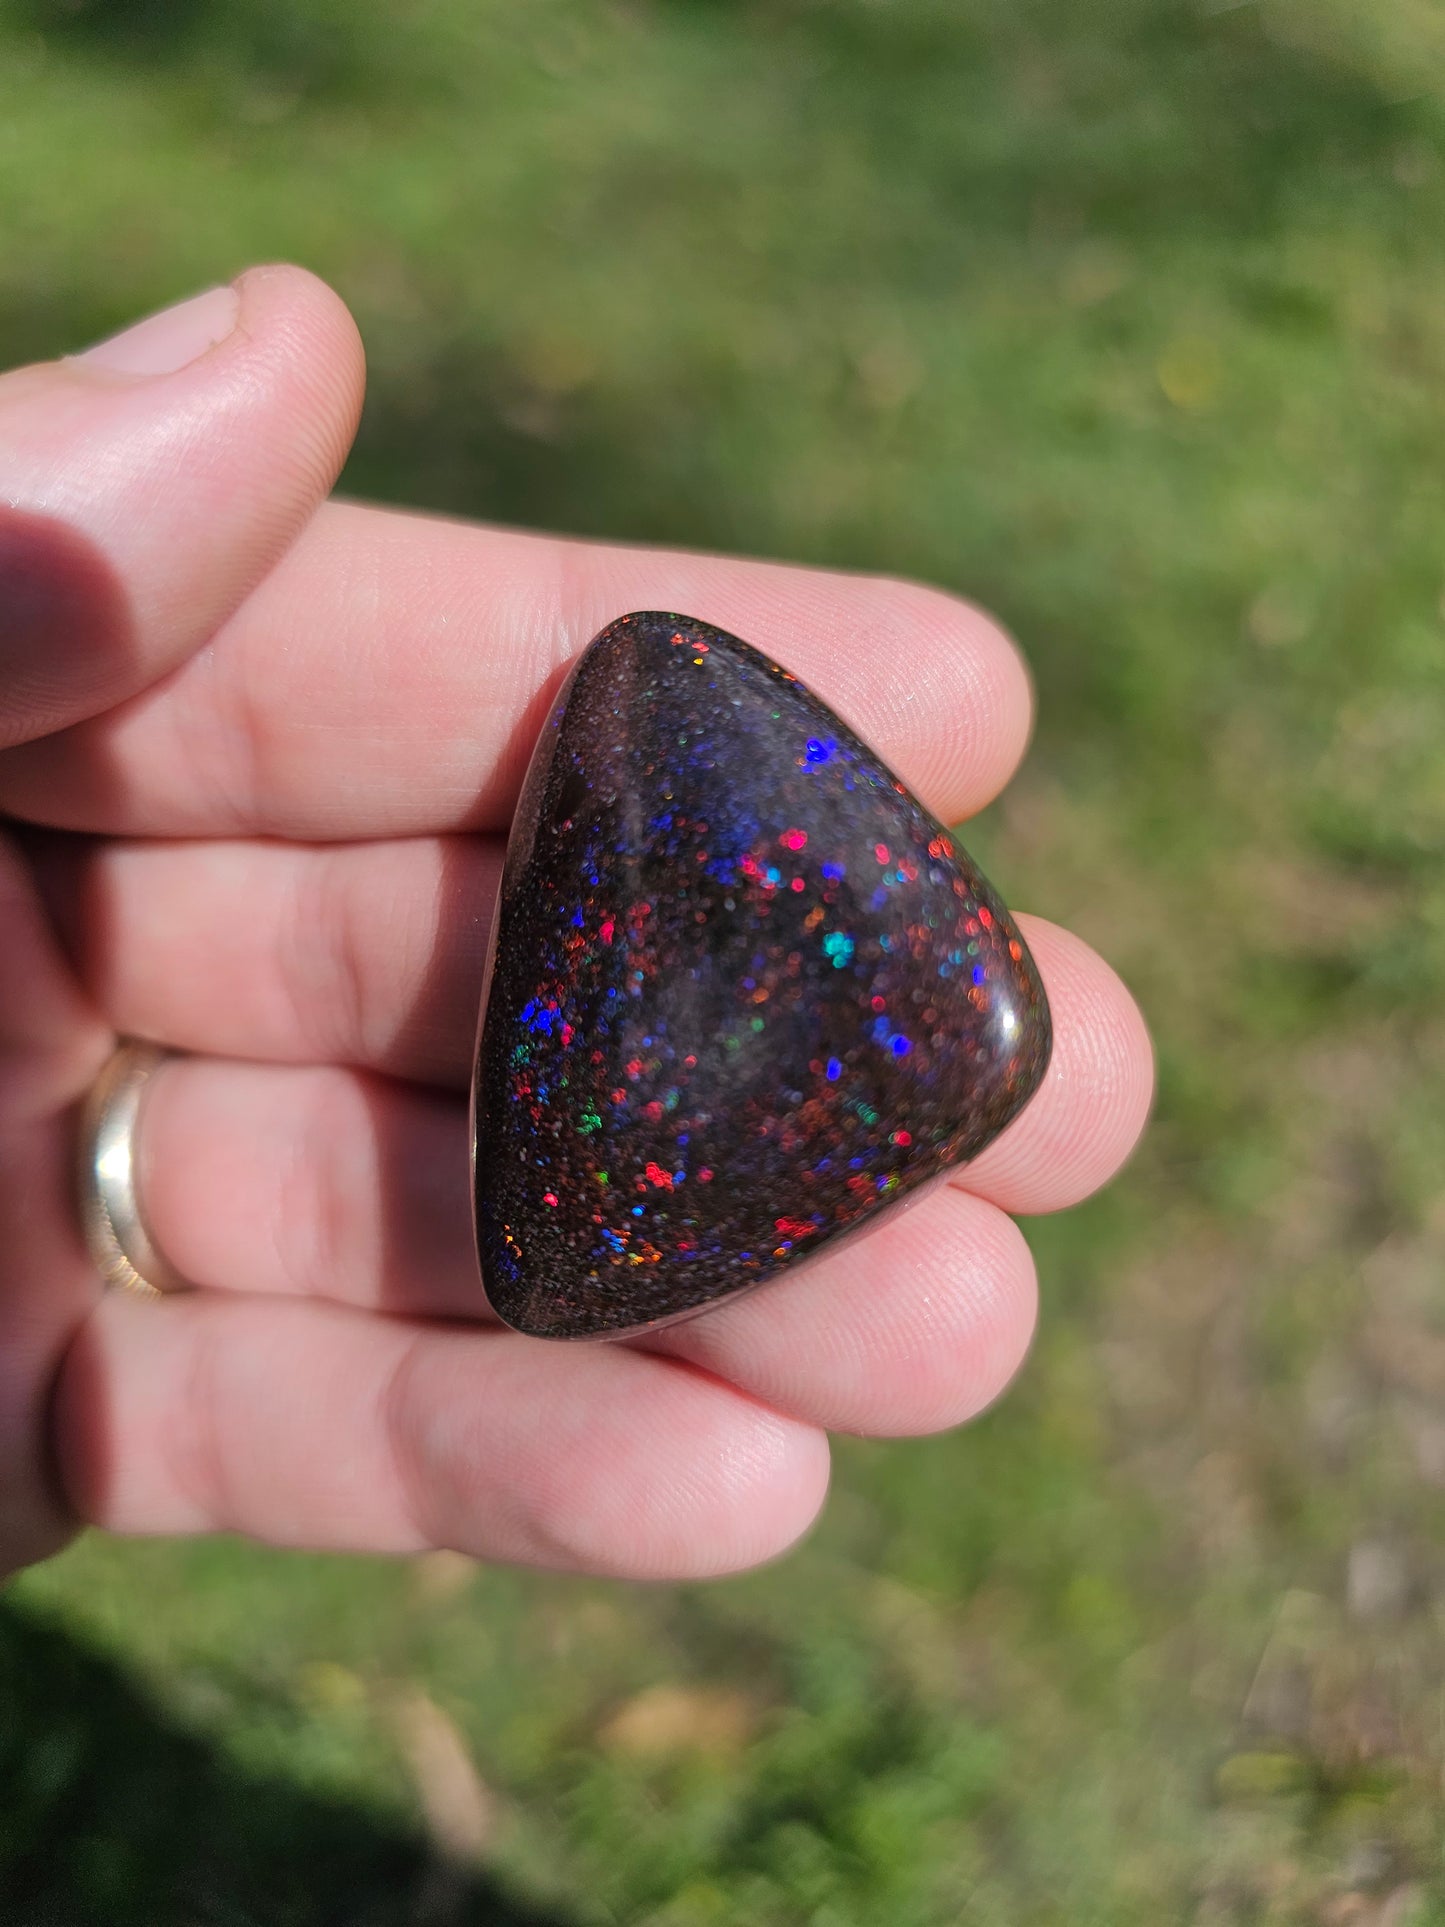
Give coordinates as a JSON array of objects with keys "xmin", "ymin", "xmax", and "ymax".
[{"xmin": 3, "ymin": 0, "xmax": 1445, "ymax": 1919}]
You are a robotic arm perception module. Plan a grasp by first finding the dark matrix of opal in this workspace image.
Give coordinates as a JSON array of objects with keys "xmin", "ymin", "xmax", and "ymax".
[{"xmin": 473, "ymin": 612, "xmax": 1051, "ymax": 1339}]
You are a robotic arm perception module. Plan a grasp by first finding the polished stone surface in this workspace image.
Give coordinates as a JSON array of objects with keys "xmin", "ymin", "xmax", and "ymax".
[{"xmin": 473, "ymin": 612, "xmax": 1050, "ymax": 1339}]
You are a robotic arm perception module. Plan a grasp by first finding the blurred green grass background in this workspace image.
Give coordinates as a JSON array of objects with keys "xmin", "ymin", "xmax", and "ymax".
[{"xmin": 3, "ymin": 1, "xmax": 1445, "ymax": 1921}]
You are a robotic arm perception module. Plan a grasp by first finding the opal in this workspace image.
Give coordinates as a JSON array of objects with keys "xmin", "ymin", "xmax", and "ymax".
[{"xmin": 472, "ymin": 612, "xmax": 1050, "ymax": 1340}]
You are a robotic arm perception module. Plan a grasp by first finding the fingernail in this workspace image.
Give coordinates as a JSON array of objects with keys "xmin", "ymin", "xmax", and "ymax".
[{"xmin": 76, "ymin": 285, "xmax": 240, "ymax": 377}]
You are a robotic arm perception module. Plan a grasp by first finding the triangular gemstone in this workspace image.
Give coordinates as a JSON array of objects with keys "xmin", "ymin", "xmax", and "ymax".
[{"xmin": 473, "ymin": 612, "xmax": 1050, "ymax": 1339}]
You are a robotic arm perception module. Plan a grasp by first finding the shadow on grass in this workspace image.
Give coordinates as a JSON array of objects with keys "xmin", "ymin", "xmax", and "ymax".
[
  {"xmin": 19, "ymin": 0, "xmax": 214, "ymax": 52},
  {"xmin": 0, "ymin": 1600, "xmax": 578, "ymax": 1927},
  {"xmin": 15, "ymin": 0, "xmax": 370, "ymax": 95}
]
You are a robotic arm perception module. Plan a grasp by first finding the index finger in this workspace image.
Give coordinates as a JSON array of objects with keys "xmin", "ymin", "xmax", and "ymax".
[{"xmin": 0, "ymin": 500, "xmax": 1034, "ymax": 838}]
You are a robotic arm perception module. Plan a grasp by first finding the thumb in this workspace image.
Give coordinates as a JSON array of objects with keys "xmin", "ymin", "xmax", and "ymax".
[{"xmin": 0, "ymin": 265, "xmax": 364, "ymax": 749}]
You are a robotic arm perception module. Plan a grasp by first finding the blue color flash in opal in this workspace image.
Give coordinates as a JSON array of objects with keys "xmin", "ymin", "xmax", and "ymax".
[{"xmin": 472, "ymin": 612, "xmax": 1051, "ymax": 1340}]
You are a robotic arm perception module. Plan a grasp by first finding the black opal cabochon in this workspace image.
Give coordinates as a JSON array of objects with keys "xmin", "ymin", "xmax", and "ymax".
[{"xmin": 472, "ymin": 613, "xmax": 1051, "ymax": 1339}]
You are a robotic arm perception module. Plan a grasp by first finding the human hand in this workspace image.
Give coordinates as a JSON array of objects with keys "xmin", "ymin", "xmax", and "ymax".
[{"xmin": 0, "ymin": 268, "xmax": 1152, "ymax": 1582}]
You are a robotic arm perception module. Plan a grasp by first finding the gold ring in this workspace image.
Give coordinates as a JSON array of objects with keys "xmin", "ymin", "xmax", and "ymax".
[{"xmin": 77, "ymin": 1041, "xmax": 189, "ymax": 1297}]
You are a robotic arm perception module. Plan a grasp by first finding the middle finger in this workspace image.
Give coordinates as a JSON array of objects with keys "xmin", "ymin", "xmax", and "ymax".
[{"xmin": 35, "ymin": 833, "xmax": 1152, "ymax": 1216}]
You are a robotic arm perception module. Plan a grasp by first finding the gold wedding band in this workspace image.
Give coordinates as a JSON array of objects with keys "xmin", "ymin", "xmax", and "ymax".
[{"xmin": 77, "ymin": 1041, "xmax": 189, "ymax": 1297}]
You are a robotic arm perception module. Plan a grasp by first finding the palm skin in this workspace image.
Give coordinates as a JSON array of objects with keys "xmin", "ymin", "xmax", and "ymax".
[{"xmin": 0, "ymin": 268, "xmax": 1152, "ymax": 1583}]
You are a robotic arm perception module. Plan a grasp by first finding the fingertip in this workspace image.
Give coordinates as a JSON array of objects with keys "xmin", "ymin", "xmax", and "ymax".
[
  {"xmin": 734, "ymin": 570, "xmax": 1035, "ymax": 825},
  {"xmin": 231, "ymin": 264, "xmax": 366, "ymax": 480},
  {"xmin": 863, "ymin": 577, "xmax": 1035, "ymax": 823},
  {"xmin": 583, "ymin": 559, "xmax": 1037, "ymax": 829},
  {"xmin": 530, "ymin": 1365, "xmax": 833, "ymax": 1580},
  {"xmin": 959, "ymin": 915, "xmax": 1155, "ymax": 1214},
  {"xmin": 864, "ymin": 1198, "xmax": 1040, "ymax": 1438},
  {"xmin": 655, "ymin": 1185, "xmax": 1039, "ymax": 1441}
]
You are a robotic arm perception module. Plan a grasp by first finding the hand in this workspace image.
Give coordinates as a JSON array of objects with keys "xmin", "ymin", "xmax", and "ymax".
[{"xmin": 0, "ymin": 269, "xmax": 1152, "ymax": 1583}]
